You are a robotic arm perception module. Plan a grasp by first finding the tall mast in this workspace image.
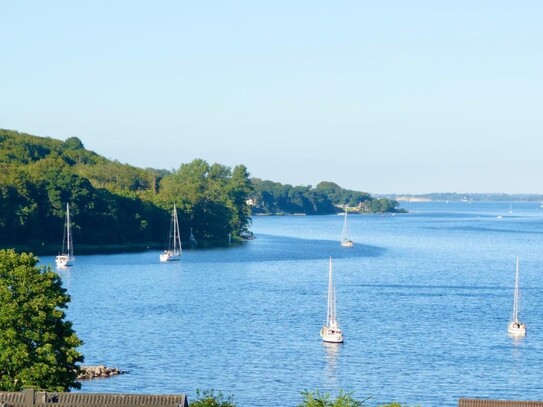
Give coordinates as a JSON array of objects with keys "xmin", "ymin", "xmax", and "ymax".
[
  {"xmin": 342, "ymin": 206, "xmax": 349, "ymax": 240},
  {"xmin": 173, "ymin": 203, "xmax": 182, "ymax": 254},
  {"xmin": 66, "ymin": 203, "xmax": 72, "ymax": 255},
  {"xmin": 512, "ymin": 256, "xmax": 520, "ymax": 322},
  {"xmin": 327, "ymin": 257, "xmax": 337, "ymax": 328}
]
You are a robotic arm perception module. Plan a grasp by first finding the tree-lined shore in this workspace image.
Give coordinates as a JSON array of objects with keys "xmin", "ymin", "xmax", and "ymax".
[{"xmin": 0, "ymin": 129, "xmax": 402, "ymax": 254}]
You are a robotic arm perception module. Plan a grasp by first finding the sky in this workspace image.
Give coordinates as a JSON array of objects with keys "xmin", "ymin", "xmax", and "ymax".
[{"xmin": 1, "ymin": 1, "xmax": 542, "ymax": 194}]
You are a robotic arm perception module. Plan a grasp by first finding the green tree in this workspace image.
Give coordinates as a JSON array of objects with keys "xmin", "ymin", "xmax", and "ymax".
[
  {"xmin": 0, "ymin": 249, "xmax": 84, "ymax": 391},
  {"xmin": 226, "ymin": 165, "xmax": 253, "ymax": 236},
  {"xmin": 64, "ymin": 137, "xmax": 84, "ymax": 150}
]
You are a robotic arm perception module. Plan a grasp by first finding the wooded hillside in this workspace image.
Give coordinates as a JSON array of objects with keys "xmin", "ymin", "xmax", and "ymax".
[
  {"xmin": 0, "ymin": 129, "xmax": 402, "ymax": 253},
  {"xmin": 0, "ymin": 129, "xmax": 252, "ymax": 252}
]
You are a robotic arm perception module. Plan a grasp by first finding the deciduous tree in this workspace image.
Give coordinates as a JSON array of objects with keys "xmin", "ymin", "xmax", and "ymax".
[{"xmin": 0, "ymin": 249, "xmax": 84, "ymax": 391}]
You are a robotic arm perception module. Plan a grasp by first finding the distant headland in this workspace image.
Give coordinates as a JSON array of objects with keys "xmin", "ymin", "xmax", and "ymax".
[{"xmin": 379, "ymin": 192, "xmax": 543, "ymax": 202}]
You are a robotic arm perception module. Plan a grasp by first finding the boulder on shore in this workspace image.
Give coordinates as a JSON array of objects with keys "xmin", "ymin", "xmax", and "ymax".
[{"xmin": 78, "ymin": 365, "xmax": 127, "ymax": 380}]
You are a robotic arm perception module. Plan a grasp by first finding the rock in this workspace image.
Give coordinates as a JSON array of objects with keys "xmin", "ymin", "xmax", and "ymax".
[{"xmin": 77, "ymin": 365, "xmax": 127, "ymax": 380}]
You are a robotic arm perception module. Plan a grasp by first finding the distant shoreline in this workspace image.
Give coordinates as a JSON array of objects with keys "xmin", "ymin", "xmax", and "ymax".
[{"xmin": 379, "ymin": 193, "xmax": 543, "ymax": 202}]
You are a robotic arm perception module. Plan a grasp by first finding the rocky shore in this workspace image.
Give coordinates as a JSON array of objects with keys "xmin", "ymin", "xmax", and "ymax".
[{"xmin": 78, "ymin": 365, "xmax": 127, "ymax": 380}]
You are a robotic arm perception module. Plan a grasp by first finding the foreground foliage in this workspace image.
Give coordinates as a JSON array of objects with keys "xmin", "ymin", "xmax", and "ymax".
[
  {"xmin": 188, "ymin": 388, "xmax": 412, "ymax": 407},
  {"xmin": 0, "ymin": 249, "xmax": 83, "ymax": 391},
  {"xmin": 189, "ymin": 389, "xmax": 236, "ymax": 407},
  {"xmin": 298, "ymin": 389, "xmax": 369, "ymax": 407}
]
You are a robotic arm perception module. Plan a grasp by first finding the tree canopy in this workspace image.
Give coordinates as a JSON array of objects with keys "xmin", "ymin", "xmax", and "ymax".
[
  {"xmin": 250, "ymin": 179, "xmax": 402, "ymax": 215},
  {"xmin": 0, "ymin": 129, "xmax": 254, "ymax": 251},
  {"xmin": 0, "ymin": 129, "xmax": 402, "ymax": 252},
  {"xmin": 0, "ymin": 249, "xmax": 84, "ymax": 391}
]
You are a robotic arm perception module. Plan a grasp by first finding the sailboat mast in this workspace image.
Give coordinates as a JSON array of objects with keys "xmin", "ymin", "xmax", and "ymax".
[
  {"xmin": 512, "ymin": 256, "xmax": 520, "ymax": 321},
  {"xmin": 342, "ymin": 206, "xmax": 348, "ymax": 240},
  {"xmin": 66, "ymin": 203, "xmax": 71, "ymax": 255},
  {"xmin": 327, "ymin": 257, "xmax": 336, "ymax": 326},
  {"xmin": 173, "ymin": 204, "xmax": 181, "ymax": 254}
]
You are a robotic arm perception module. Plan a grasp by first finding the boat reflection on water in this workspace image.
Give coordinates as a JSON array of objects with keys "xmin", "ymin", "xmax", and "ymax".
[{"xmin": 322, "ymin": 341, "xmax": 341, "ymax": 387}]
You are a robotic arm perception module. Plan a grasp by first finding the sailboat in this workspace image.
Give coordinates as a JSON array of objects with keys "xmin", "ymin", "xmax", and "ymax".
[
  {"xmin": 160, "ymin": 204, "xmax": 182, "ymax": 262},
  {"xmin": 320, "ymin": 257, "xmax": 344, "ymax": 343},
  {"xmin": 508, "ymin": 257, "xmax": 526, "ymax": 336},
  {"xmin": 55, "ymin": 203, "xmax": 75, "ymax": 267},
  {"xmin": 341, "ymin": 206, "xmax": 353, "ymax": 247},
  {"xmin": 190, "ymin": 227, "xmax": 198, "ymax": 246}
]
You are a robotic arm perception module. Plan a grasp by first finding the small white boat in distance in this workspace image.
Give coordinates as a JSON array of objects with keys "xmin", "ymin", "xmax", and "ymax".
[
  {"xmin": 341, "ymin": 207, "xmax": 353, "ymax": 247},
  {"xmin": 160, "ymin": 204, "xmax": 182, "ymax": 262},
  {"xmin": 320, "ymin": 257, "xmax": 344, "ymax": 343},
  {"xmin": 55, "ymin": 203, "xmax": 75, "ymax": 267},
  {"xmin": 508, "ymin": 257, "xmax": 526, "ymax": 337}
]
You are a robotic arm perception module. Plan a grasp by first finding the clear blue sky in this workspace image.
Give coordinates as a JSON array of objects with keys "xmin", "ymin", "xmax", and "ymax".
[{"xmin": 1, "ymin": 1, "xmax": 542, "ymax": 194}]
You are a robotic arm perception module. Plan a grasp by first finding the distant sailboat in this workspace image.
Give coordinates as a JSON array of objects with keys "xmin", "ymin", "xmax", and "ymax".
[
  {"xmin": 160, "ymin": 204, "xmax": 182, "ymax": 262},
  {"xmin": 190, "ymin": 227, "xmax": 198, "ymax": 246},
  {"xmin": 508, "ymin": 257, "xmax": 526, "ymax": 336},
  {"xmin": 320, "ymin": 258, "xmax": 344, "ymax": 343},
  {"xmin": 341, "ymin": 206, "xmax": 353, "ymax": 247},
  {"xmin": 55, "ymin": 203, "xmax": 75, "ymax": 267}
]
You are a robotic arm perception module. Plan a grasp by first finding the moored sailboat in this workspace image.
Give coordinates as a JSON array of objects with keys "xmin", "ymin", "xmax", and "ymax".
[
  {"xmin": 508, "ymin": 257, "xmax": 526, "ymax": 336},
  {"xmin": 320, "ymin": 257, "xmax": 344, "ymax": 343},
  {"xmin": 341, "ymin": 206, "xmax": 353, "ymax": 247},
  {"xmin": 55, "ymin": 203, "xmax": 75, "ymax": 267},
  {"xmin": 160, "ymin": 204, "xmax": 182, "ymax": 262}
]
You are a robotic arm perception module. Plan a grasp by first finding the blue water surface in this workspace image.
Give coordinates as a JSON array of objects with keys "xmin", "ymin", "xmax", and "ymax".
[{"xmin": 40, "ymin": 201, "xmax": 543, "ymax": 406}]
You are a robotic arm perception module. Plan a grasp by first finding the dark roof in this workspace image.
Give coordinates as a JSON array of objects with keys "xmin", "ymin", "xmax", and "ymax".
[
  {"xmin": 0, "ymin": 390, "xmax": 188, "ymax": 407},
  {"xmin": 460, "ymin": 399, "xmax": 543, "ymax": 407}
]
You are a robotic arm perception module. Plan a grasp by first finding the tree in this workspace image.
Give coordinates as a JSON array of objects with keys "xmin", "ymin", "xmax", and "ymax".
[
  {"xmin": 226, "ymin": 165, "xmax": 253, "ymax": 236},
  {"xmin": 0, "ymin": 249, "xmax": 84, "ymax": 391},
  {"xmin": 64, "ymin": 137, "xmax": 85, "ymax": 150}
]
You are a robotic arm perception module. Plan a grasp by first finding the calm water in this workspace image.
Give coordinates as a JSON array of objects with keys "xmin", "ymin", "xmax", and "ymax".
[{"xmin": 40, "ymin": 201, "xmax": 543, "ymax": 406}]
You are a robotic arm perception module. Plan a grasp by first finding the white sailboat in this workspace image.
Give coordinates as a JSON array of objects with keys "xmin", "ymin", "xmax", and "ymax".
[
  {"xmin": 55, "ymin": 203, "xmax": 75, "ymax": 267},
  {"xmin": 341, "ymin": 207, "xmax": 353, "ymax": 247},
  {"xmin": 160, "ymin": 204, "xmax": 182, "ymax": 262},
  {"xmin": 320, "ymin": 257, "xmax": 344, "ymax": 343},
  {"xmin": 508, "ymin": 257, "xmax": 526, "ymax": 336}
]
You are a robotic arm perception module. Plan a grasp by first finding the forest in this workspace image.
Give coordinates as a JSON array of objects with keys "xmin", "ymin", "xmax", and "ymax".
[
  {"xmin": 250, "ymin": 179, "xmax": 402, "ymax": 215},
  {"xmin": 0, "ymin": 129, "xmax": 402, "ymax": 253}
]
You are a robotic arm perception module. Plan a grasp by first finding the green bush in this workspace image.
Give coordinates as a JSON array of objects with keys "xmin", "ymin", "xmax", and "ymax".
[
  {"xmin": 297, "ymin": 389, "xmax": 370, "ymax": 407},
  {"xmin": 189, "ymin": 389, "xmax": 236, "ymax": 407}
]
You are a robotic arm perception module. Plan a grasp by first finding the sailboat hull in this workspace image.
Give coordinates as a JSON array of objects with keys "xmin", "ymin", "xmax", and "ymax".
[
  {"xmin": 55, "ymin": 255, "xmax": 74, "ymax": 267},
  {"xmin": 160, "ymin": 251, "xmax": 181, "ymax": 262},
  {"xmin": 321, "ymin": 327, "xmax": 344, "ymax": 343},
  {"xmin": 508, "ymin": 321, "xmax": 526, "ymax": 336}
]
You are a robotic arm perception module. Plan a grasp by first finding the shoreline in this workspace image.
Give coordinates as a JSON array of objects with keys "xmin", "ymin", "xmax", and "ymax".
[{"xmin": 1, "ymin": 239, "xmax": 250, "ymax": 257}]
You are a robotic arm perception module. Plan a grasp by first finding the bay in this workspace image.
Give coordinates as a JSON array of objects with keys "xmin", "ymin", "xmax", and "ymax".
[{"xmin": 39, "ymin": 201, "xmax": 543, "ymax": 406}]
